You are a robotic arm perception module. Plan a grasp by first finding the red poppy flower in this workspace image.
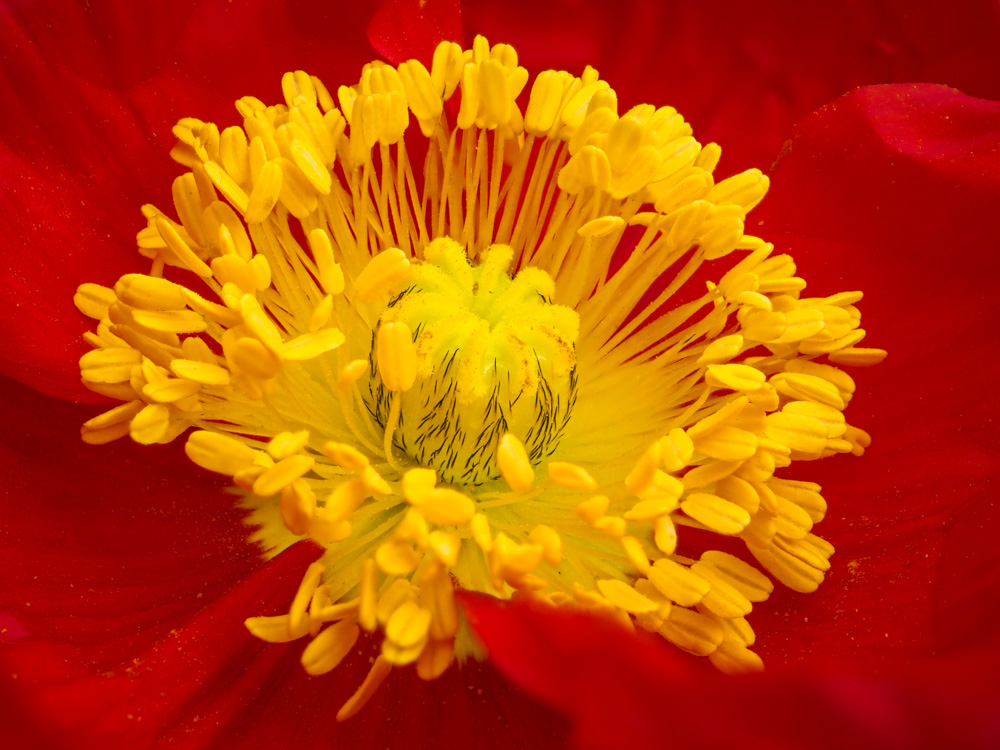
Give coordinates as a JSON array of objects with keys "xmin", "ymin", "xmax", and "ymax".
[{"xmin": 2, "ymin": 1, "xmax": 999, "ymax": 749}]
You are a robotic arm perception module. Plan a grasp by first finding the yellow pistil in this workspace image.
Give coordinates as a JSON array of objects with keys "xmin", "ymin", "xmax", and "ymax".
[{"xmin": 76, "ymin": 35, "xmax": 886, "ymax": 717}]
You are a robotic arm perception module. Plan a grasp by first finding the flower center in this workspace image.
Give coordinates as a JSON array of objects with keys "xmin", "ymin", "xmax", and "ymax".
[
  {"xmin": 367, "ymin": 238, "xmax": 579, "ymax": 485},
  {"xmin": 75, "ymin": 34, "xmax": 886, "ymax": 720}
]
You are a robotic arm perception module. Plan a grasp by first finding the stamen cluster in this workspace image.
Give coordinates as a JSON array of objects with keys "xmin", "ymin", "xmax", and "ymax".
[{"xmin": 76, "ymin": 35, "xmax": 885, "ymax": 717}]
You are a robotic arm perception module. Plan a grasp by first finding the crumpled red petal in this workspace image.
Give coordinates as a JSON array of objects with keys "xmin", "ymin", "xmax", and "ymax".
[
  {"xmin": 461, "ymin": 594, "xmax": 1000, "ymax": 750},
  {"xmin": 0, "ymin": 0, "xmax": 377, "ymax": 402}
]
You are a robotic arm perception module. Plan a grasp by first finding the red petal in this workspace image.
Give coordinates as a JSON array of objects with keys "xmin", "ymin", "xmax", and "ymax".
[
  {"xmin": 462, "ymin": 594, "xmax": 1000, "ymax": 750},
  {"xmin": 744, "ymin": 84, "xmax": 1000, "ymax": 660},
  {"xmin": 0, "ymin": 0, "xmax": 379, "ymax": 401},
  {"xmin": 369, "ymin": 0, "xmax": 464, "ymax": 66},
  {"xmin": 464, "ymin": 0, "xmax": 1000, "ymax": 175},
  {"xmin": 0, "ymin": 375, "xmax": 262, "ymax": 664}
]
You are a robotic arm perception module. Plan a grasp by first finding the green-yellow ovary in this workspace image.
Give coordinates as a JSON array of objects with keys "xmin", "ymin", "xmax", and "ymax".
[{"xmin": 75, "ymin": 34, "xmax": 886, "ymax": 718}]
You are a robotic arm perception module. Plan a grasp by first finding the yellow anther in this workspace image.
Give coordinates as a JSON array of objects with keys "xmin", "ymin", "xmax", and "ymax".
[
  {"xmin": 681, "ymin": 492, "xmax": 751, "ymax": 535},
  {"xmin": 245, "ymin": 614, "xmax": 300, "ymax": 643},
  {"xmin": 700, "ymin": 550, "xmax": 774, "ymax": 602},
  {"xmin": 431, "ymin": 40, "xmax": 464, "ymax": 100},
  {"xmin": 491, "ymin": 534, "xmax": 544, "ymax": 579},
  {"xmin": 420, "ymin": 568, "xmax": 459, "ymax": 640},
  {"xmin": 546, "ymin": 461, "xmax": 597, "ymax": 491},
  {"xmin": 748, "ymin": 542, "xmax": 824, "ymax": 594},
  {"xmin": 707, "ymin": 168, "xmax": 769, "ymax": 210},
  {"xmin": 658, "ymin": 607, "xmax": 724, "ymax": 656},
  {"xmin": 782, "ymin": 401, "xmax": 846, "ymax": 438},
  {"xmin": 709, "ymin": 638, "xmax": 765, "ymax": 675},
  {"xmin": 577, "ymin": 215, "xmax": 625, "ymax": 237},
  {"xmin": 471, "ymin": 513, "xmax": 493, "ymax": 552},
  {"xmin": 240, "ymin": 295, "xmax": 284, "ymax": 354},
  {"xmin": 394, "ymin": 508, "xmax": 429, "ymax": 546},
  {"xmin": 309, "ymin": 295, "xmax": 335, "ymax": 332},
  {"xmin": 281, "ymin": 329, "xmax": 346, "ymax": 361},
  {"xmin": 74, "ymin": 283, "xmax": 117, "ymax": 320},
  {"xmin": 773, "ymin": 494, "xmax": 815, "ymax": 539},
  {"xmin": 284, "ymin": 70, "xmax": 318, "ymax": 108},
  {"xmin": 289, "ymin": 562, "xmax": 325, "ymax": 639},
  {"xmin": 497, "ymin": 433, "xmax": 535, "ymax": 492},
  {"xmin": 594, "ymin": 516, "xmax": 627, "ymax": 538},
  {"xmin": 692, "ymin": 425, "xmax": 758, "ymax": 461},
  {"xmin": 338, "ymin": 359, "xmax": 368, "ymax": 390},
  {"xmin": 764, "ymin": 412, "xmax": 829, "ymax": 455},
  {"xmin": 79, "ymin": 347, "xmax": 142, "ymax": 384},
  {"xmin": 244, "ymin": 160, "xmax": 283, "ymax": 223},
  {"xmin": 596, "ymin": 579, "xmax": 659, "ymax": 615},
  {"xmin": 375, "ymin": 540, "xmax": 422, "ymax": 576},
  {"xmin": 129, "ymin": 308, "xmax": 207, "ymax": 335},
  {"xmin": 691, "ymin": 562, "xmax": 753, "ymax": 618},
  {"xmin": 416, "ymin": 639, "xmax": 455, "ymax": 681},
  {"xmin": 558, "ymin": 145, "xmax": 611, "ymax": 193},
  {"xmin": 775, "ymin": 308, "xmax": 825, "ymax": 343},
  {"xmin": 308, "ymin": 512, "xmax": 352, "ymax": 545},
  {"xmin": 289, "ymin": 138, "xmax": 332, "ymax": 195},
  {"xmin": 624, "ymin": 441, "xmax": 661, "ymax": 495},
  {"xmin": 528, "ymin": 525, "xmax": 562, "ymax": 567},
  {"xmin": 229, "ymin": 336, "xmax": 280, "ymax": 383},
  {"xmin": 524, "ymin": 69, "xmax": 568, "ymax": 135},
  {"xmin": 377, "ymin": 581, "xmax": 421, "ymax": 629},
  {"xmin": 139, "ymin": 377, "xmax": 199, "ymax": 404},
  {"xmin": 624, "ymin": 495, "xmax": 678, "ymax": 522},
  {"xmin": 574, "ymin": 495, "xmax": 609, "ymax": 525},
  {"xmin": 253, "ymin": 455, "xmax": 315, "ymax": 497},
  {"xmin": 305, "ymin": 228, "xmax": 345, "ymax": 296},
  {"xmin": 706, "ymin": 363, "xmax": 766, "ymax": 392},
  {"xmin": 715, "ymin": 475, "xmax": 761, "ymax": 514},
  {"xmin": 357, "ymin": 248, "xmax": 411, "ymax": 304},
  {"xmin": 82, "ymin": 400, "xmax": 143, "ymax": 432},
  {"xmin": 771, "ymin": 479, "xmax": 826, "ymax": 522},
  {"xmin": 219, "ymin": 125, "xmax": 250, "ymax": 186},
  {"xmin": 321, "ymin": 442, "xmax": 370, "ymax": 470},
  {"xmin": 268, "ymin": 430, "xmax": 310, "ymax": 460},
  {"xmin": 169, "ymin": 359, "xmax": 230, "ymax": 386},
  {"xmin": 697, "ymin": 334, "xmax": 744, "ymax": 366},
  {"xmin": 415, "ymin": 488, "xmax": 475, "ymax": 527},
  {"xmin": 114, "ymin": 274, "xmax": 186, "ymax": 310},
  {"xmin": 687, "ymin": 397, "xmax": 749, "ymax": 440},
  {"xmin": 829, "ymin": 347, "xmax": 887, "ymax": 366},
  {"xmin": 129, "ymin": 404, "xmax": 171, "ymax": 445},
  {"xmin": 361, "ymin": 465, "xmax": 392, "ymax": 495},
  {"xmin": 422, "ymin": 531, "xmax": 458, "ymax": 567},
  {"xmin": 398, "ymin": 59, "xmax": 442, "ymax": 136},
  {"xmin": 185, "ymin": 431, "xmax": 259, "ymax": 475},
  {"xmin": 659, "ymin": 428, "xmax": 694, "ymax": 473},
  {"xmin": 621, "ymin": 536, "xmax": 651, "ymax": 575},
  {"xmin": 203, "ymin": 161, "xmax": 250, "ymax": 215},
  {"xmin": 376, "ymin": 322, "xmax": 417, "ymax": 391},
  {"xmin": 648, "ymin": 559, "xmax": 711, "ymax": 607},
  {"xmin": 402, "ymin": 467, "xmax": 437, "ymax": 503},
  {"xmin": 281, "ymin": 479, "xmax": 317, "ymax": 536},
  {"xmin": 301, "ymin": 619, "xmax": 360, "ymax": 676},
  {"xmin": 385, "ymin": 601, "xmax": 432, "ymax": 649}
]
